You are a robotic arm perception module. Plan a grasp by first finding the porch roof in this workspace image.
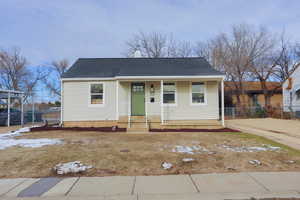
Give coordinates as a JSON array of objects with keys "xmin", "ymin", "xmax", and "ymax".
[
  {"xmin": 62, "ymin": 57, "xmax": 224, "ymax": 79},
  {"xmin": 0, "ymin": 90, "xmax": 24, "ymax": 99}
]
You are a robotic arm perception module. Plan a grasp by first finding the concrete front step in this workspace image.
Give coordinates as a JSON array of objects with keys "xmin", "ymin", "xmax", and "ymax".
[
  {"xmin": 129, "ymin": 123, "xmax": 148, "ymax": 129},
  {"xmin": 130, "ymin": 116, "xmax": 146, "ymax": 123},
  {"xmin": 127, "ymin": 127, "xmax": 149, "ymax": 133},
  {"xmin": 128, "ymin": 116, "xmax": 148, "ymax": 132}
]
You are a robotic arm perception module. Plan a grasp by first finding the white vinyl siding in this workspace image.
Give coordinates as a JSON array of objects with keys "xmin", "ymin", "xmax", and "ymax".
[
  {"xmin": 146, "ymin": 81, "xmax": 219, "ymax": 120},
  {"xmin": 63, "ymin": 81, "xmax": 116, "ymax": 121},
  {"xmin": 162, "ymin": 81, "xmax": 219, "ymax": 120},
  {"xmin": 62, "ymin": 80, "xmax": 220, "ymax": 122}
]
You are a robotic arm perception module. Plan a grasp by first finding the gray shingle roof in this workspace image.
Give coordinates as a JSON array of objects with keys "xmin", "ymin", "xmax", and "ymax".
[{"xmin": 62, "ymin": 57, "xmax": 223, "ymax": 78}]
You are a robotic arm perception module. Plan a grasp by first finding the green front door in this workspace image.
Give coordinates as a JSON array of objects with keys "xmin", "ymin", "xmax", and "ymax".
[{"xmin": 131, "ymin": 82, "xmax": 145, "ymax": 116}]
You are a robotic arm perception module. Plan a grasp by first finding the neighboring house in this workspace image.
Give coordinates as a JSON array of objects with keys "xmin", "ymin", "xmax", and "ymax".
[
  {"xmin": 225, "ymin": 81, "xmax": 282, "ymax": 107},
  {"xmin": 61, "ymin": 57, "xmax": 225, "ymax": 131},
  {"xmin": 0, "ymin": 100, "xmax": 6, "ymax": 109},
  {"xmin": 283, "ymin": 66, "xmax": 300, "ymax": 113}
]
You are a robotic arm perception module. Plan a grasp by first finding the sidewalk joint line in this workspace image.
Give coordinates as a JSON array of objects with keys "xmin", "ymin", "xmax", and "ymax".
[
  {"xmin": 1, "ymin": 178, "xmax": 29, "ymax": 197},
  {"xmin": 188, "ymin": 174, "xmax": 200, "ymax": 193},
  {"xmin": 65, "ymin": 177, "xmax": 80, "ymax": 196},
  {"xmin": 131, "ymin": 176, "xmax": 136, "ymax": 195},
  {"xmin": 246, "ymin": 173, "xmax": 270, "ymax": 192}
]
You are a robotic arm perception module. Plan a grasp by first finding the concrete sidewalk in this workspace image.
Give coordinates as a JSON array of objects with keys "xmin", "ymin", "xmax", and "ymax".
[{"xmin": 1, "ymin": 172, "xmax": 300, "ymax": 200}]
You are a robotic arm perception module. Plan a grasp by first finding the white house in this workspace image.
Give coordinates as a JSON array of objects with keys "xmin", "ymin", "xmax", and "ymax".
[
  {"xmin": 283, "ymin": 66, "xmax": 300, "ymax": 113},
  {"xmin": 61, "ymin": 57, "xmax": 225, "ymax": 131}
]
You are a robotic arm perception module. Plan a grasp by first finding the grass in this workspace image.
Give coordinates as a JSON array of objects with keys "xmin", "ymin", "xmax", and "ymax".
[{"xmin": 0, "ymin": 130, "xmax": 300, "ymax": 178}]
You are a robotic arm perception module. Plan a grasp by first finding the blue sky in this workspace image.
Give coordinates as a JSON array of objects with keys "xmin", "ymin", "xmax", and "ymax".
[{"xmin": 1, "ymin": 0, "xmax": 300, "ymax": 66}]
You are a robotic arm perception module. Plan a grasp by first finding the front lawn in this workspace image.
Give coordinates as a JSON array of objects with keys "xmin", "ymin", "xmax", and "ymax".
[{"xmin": 0, "ymin": 130, "xmax": 300, "ymax": 178}]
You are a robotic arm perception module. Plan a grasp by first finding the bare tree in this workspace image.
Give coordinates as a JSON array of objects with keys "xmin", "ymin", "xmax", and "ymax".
[
  {"xmin": 167, "ymin": 40, "xmax": 193, "ymax": 57},
  {"xmin": 249, "ymin": 32, "xmax": 300, "ymax": 108},
  {"xmin": 124, "ymin": 31, "xmax": 193, "ymax": 57},
  {"xmin": 245, "ymin": 27, "xmax": 281, "ymax": 107},
  {"xmin": 43, "ymin": 59, "xmax": 69, "ymax": 97},
  {"xmin": 194, "ymin": 41, "xmax": 212, "ymax": 62},
  {"xmin": 0, "ymin": 47, "xmax": 47, "ymax": 100},
  {"xmin": 197, "ymin": 24, "xmax": 280, "ymax": 107},
  {"xmin": 124, "ymin": 32, "xmax": 167, "ymax": 57},
  {"xmin": 273, "ymin": 36, "xmax": 300, "ymax": 82}
]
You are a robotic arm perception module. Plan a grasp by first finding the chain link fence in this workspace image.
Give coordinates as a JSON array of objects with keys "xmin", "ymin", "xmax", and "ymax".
[
  {"xmin": 22, "ymin": 104, "xmax": 61, "ymax": 126},
  {"xmin": 0, "ymin": 93, "xmax": 61, "ymax": 127},
  {"xmin": 225, "ymin": 105, "xmax": 300, "ymax": 119}
]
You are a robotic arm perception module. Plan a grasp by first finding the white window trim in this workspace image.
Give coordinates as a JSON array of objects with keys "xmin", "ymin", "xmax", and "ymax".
[
  {"xmin": 190, "ymin": 81, "xmax": 207, "ymax": 106},
  {"xmin": 88, "ymin": 82, "xmax": 105, "ymax": 107},
  {"xmin": 163, "ymin": 81, "xmax": 177, "ymax": 107}
]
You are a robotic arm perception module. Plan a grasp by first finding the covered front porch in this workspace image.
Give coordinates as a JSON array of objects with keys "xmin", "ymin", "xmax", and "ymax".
[{"xmin": 116, "ymin": 76, "xmax": 225, "ymax": 131}]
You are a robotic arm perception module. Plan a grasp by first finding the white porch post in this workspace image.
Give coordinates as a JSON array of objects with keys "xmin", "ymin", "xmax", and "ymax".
[
  {"xmin": 60, "ymin": 80, "xmax": 63, "ymax": 126},
  {"xmin": 160, "ymin": 80, "xmax": 164, "ymax": 125},
  {"xmin": 21, "ymin": 94, "xmax": 24, "ymax": 126},
  {"xmin": 116, "ymin": 80, "xmax": 119, "ymax": 120},
  {"xmin": 128, "ymin": 83, "xmax": 131, "ymax": 128},
  {"xmin": 144, "ymin": 82, "xmax": 148, "ymax": 128},
  {"xmin": 7, "ymin": 91, "xmax": 10, "ymax": 127},
  {"xmin": 221, "ymin": 79, "xmax": 225, "ymax": 127}
]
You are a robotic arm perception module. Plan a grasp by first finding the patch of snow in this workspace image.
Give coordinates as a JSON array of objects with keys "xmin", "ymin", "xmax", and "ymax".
[
  {"xmin": 218, "ymin": 144, "xmax": 281, "ymax": 153},
  {"xmin": 53, "ymin": 161, "xmax": 93, "ymax": 175},
  {"xmin": 172, "ymin": 145, "xmax": 212, "ymax": 154},
  {"xmin": 182, "ymin": 158, "xmax": 195, "ymax": 163},
  {"xmin": 265, "ymin": 145, "xmax": 281, "ymax": 151},
  {"xmin": 161, "ymin": 162, "xmax": 173, "ymax": 170},
  {"xmin": 285, "ymin": 160, "xmax": 296, "ymax": 164},
  {"xmin": 249, "ymin": 160, "xmax": 261, "ymax": 166},
  {"xmin": 0, "ymin": 126, "xmax": 63, "ymax": 150},
  {"xmin": 0, "ymin": 138, "xmax": 62, "ymax": 150}
]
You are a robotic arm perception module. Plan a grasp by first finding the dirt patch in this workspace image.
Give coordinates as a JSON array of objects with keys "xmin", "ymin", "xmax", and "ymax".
[
  {"xmin": 0, "ymin": 131, "xmax": 300, "ymax": 178},
  {"xmin": 30, "ymin": 126, "xmax": 126, "ymax": 132},
  {"xmin": 0, "ymin": 126, "xmax": 22, "ymax": 134}
]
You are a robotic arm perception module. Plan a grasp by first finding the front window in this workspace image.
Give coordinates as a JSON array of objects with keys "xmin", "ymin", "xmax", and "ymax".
[
  {"xmin": 296, "ymin": 90, "xmax": 300, "ymax": 100},
  {"xmin": 163, "ymin": 82, "xmax": 176, "ymax": 104},
  {"xmin": 90, "ymin": 83, "xmax": 104, "ymax": 105},
  {"xmin": 252, "ymin": 94, "xmax": 259, "ymax": 106},
  {"xmin": 191, "ymin": 82, "xmax": 205, "ymax": 104}
]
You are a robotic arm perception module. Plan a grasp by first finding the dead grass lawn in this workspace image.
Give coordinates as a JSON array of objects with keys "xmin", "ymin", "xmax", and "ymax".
[{"xmin": 0, "ymin": 131, "xmax": 300, "ymax": 178}]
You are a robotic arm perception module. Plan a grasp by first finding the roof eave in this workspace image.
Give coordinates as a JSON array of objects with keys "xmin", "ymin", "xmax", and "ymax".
[{"xmin": 61, "ymin": 75, "xmax": 225, "ymax": 82}]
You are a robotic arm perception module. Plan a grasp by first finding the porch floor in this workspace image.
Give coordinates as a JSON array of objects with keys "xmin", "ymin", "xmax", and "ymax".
[{"xmin": 148, "ymin": 119, "xmax": 223, "ymax": 130}]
